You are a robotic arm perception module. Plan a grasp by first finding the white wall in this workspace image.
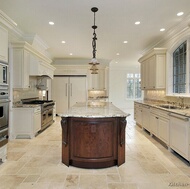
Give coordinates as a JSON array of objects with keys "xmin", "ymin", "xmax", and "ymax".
[{"xmin": 109, "ymin": 63, "xmax": 140, "ymax": 115}]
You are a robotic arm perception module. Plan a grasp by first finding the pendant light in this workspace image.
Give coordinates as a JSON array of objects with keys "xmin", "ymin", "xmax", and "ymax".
[{"xmin": 89, "ymin": 7, "xmax": 99, "ymax": 74}]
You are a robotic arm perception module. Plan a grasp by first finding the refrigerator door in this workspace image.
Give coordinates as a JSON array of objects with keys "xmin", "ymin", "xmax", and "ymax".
[{"xmin": 52, "ymin": 77, "xmax": 69, "ymax": 114}]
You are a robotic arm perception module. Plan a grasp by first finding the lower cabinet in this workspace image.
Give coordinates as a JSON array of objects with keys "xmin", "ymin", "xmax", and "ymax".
[
  {"xmin": 169, "ymin": 113, "xmax": 190, "ymax": 161},
  {"xmin": 142, "ymin": 105, "xmax": 150, "ymax": 131},
  {"xmin": 12, "ymin": 106, "xmax": 41, "ymax": 139},
  {"xmin": 158, "ymin": 111, "xmax": 169, "ymax": 145},
  {"xmin": 134, "ymin": 102, "xmax": 142, "ymax": 126},
  {"xmin": 134, "ymin": 102, "xmax": 190, "ymax": 163}
]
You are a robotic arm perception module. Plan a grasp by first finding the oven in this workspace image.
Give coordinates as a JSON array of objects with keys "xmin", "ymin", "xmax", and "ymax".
[
  {"xmin": 0, "ymin": 63, "xmax": 8, "ymax": 86},
  {"xmin": 42, "ymin": 103, "xmax": 54, "ymax": 130},
  {"xmin": 0, "ymin": 87, "xmax": 9, "ymax": 148}
]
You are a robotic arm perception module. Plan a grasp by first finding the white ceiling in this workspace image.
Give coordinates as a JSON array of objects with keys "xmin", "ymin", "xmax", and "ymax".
[{"xmin": 0, "ymin": 0, "xmax": 190, "ymax": 66}]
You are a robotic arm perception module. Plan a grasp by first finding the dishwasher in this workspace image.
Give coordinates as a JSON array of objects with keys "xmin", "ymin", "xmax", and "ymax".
[{"xmin": 169, "ymin": 113, "xmax": 190, "ymax": 162}]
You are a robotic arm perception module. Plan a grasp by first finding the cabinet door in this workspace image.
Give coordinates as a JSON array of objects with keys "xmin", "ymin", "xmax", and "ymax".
[
  {"xmin": 13, "ymin": 49, "xmax": 30, "ymax": 88},
  {"xmin": 158, "ymin": 117, "xmax": 169, "ymax": 145},
  {"xmin": 148, "ymin": 56, "xmax": 156, "ymax": 89},
  {"xmin": 0, "ymin": 26, "xmax": 8, "ymax": 63},
  {"xmin": 142, "ymin": 106, "xmax": 150, "ymax": 131},
  {"xmin": 52, "ymin": 77, "xmax": 69, "ymax": 114},
  {"xmin": 69, "ymin": 77, "xmax": 87, "ymax": 107},
  {"xmin": 150, "ymin": 112, "xmax": 158, "ymax": 136},
  {"xmin": 169, "ymin": 114, "xmax": 189, "ymax": 160}
]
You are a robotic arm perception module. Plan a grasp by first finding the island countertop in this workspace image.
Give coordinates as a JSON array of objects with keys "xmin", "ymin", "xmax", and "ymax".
[{"xmin": 58, "ymin": 102, "xmax": 130, "ymax": 118}]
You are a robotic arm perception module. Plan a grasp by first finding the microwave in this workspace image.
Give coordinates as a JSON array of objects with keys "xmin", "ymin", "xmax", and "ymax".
[{"xmin": 0, "ymin": 63, "xmax": 8, "ymax": 86}]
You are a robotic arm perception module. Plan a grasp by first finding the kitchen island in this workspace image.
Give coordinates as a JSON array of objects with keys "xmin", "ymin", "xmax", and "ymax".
[{"xmin": 59, "ymin": 102, "xmax": 130, "ymax": 168}]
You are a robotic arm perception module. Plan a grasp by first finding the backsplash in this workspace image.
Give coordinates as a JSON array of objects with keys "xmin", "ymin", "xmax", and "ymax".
[
  {"xmin": 144, "ymin": 90, "xmax": 190, "ymax": 106},
  {"xmin": 13, "ymin": 77, "xmax": 43, "ymax": 102}
]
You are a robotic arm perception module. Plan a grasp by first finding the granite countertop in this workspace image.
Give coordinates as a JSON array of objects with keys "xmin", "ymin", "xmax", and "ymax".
[
  {"xmin": 135, "ymin": 100, "xmax": 190, "ymax": 117},
  {"xmin": 58, "ymin": 102, "xmax": 130, "ymax": 118}
]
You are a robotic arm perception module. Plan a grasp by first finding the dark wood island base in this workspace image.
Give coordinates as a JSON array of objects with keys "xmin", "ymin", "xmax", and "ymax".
[{"xmin": 61, "ymin": 116, "xmax": 127, "ymax": 168}]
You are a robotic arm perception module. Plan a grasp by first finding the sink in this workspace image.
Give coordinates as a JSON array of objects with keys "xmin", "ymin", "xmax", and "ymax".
[{"xmin": 158, "ymin": 104, "xmax": 180, "ymax": 109}]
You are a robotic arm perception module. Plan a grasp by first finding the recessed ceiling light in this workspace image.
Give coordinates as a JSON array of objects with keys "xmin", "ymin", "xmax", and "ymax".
[
  {"xmin": 61, "ymin": 41, "xmax": 66, "ymax": 44},
  {"xmin": 177, "ymin": 12, "xmax": 184, "ymax": 16},
  {"xmin": 116, "ymin": 53, "xmax": 120, "ymax": 56},
  {"xmin": 69, "ymin": 53, "xmax": 73, "ymax": 55},
  {"xmin": 115, "ymin": 62, "xmax": 118, "ymax": 64},
  {"xmin": 160, "ymin": 28, "xmax": 165, "ymax": 32},
  {"xmin": 123, "ymin": 41, "xmax": 128, "ymax": 44},
  {"xmin": 49, "ymin": 21, "xmax": 54, "ymax": 25},
  {"xmin": 135, "ymin": 21, "xmax": 140, "ymax": 25}
]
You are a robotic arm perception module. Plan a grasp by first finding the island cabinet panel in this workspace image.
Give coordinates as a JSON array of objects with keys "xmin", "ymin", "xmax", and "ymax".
[{"xmin": 61, "ymin": 116, "xmax": 126, "ymax": 168}]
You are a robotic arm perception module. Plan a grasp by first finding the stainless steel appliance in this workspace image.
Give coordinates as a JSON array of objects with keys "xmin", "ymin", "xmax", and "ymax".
[
  {"xmin": 0, "ymin": 86, "xmax": 9, "ymax": 148},
  {"xmin": 0, "ymin": 63, "xmax": 8, "ymax": 86},
  {"xmin": 22, "ymin": 98, "xmax": 55, "ymax": 131}
]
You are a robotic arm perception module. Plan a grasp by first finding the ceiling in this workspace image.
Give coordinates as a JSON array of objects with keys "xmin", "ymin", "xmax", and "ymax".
[{"xmin": 0, "ymin": 0, "xmax": 190, "ymax": 66}]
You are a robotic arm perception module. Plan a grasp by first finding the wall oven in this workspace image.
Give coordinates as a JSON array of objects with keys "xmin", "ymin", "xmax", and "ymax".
[
  {"xmin": 0, "ymin": 86, "xmax": 9, "ymax": 148},
  {"xmin": 0, "ymin": 63, "xmax": 8, "ymax": 86}
]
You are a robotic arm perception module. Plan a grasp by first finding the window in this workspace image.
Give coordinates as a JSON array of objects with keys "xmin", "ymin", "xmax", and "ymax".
[
  {"xmin": 126, "ymin": 73, "xmax": 141, "ymax": 99},
  {"xmin": 173, "ymin": 41, "xmax": 187, "ymax": 93}
]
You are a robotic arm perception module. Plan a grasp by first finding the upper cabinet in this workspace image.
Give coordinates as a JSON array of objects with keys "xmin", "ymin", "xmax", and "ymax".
[
  {"xmin": 88, "ymin": 66, "xmax": 108, "ymax": 90},
  {"xmin": 139, "ymin": 48, "xmax": 167, "ymax": 90},
  {"xmin": 0, "ymin": 26, "xmax": 8, "ymax": 63},
  {"xmin": 11, "ymin": 42, "xmax": 55, "ymax": 88}
]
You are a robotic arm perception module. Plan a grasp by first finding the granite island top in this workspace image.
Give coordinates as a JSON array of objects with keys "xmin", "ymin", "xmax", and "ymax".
[{"xmin": 58, "ymin": 102, "xmax": 130, "ymax": 118}]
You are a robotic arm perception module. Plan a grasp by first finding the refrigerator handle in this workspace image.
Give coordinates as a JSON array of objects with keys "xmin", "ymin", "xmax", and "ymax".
[
  {"xmin": 66, "ymin": 83, "xmax": 67, "ymax": 96},
  {"xmin": 70, "ymin": 83, "xmax": 72, "ymax": 96}
]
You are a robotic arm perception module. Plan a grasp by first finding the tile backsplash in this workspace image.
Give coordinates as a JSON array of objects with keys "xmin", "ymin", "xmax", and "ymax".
[
  {"xmin": 13, "ymin": 77, "xmax": 43, "ymax": 102},
  {"xmin": 144, "ymin": 89, "xmax": 190, "ymax": 106}
]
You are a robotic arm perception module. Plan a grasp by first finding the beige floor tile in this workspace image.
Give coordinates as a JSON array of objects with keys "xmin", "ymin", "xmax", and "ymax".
[{"xmin": 0, "ymin": 117, "xmax": 189, "ymax": 189}]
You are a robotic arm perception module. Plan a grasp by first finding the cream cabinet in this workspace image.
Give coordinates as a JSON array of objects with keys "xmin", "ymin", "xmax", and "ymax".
[
  {"xmin": 142, "ymin": 105, "xmax": 150, "ymax": 131},
  {"xmin": 134, "ymin": 102, "xmax": 142, "ymax": 126},
  {"xmin": 0, "ymin": 26, "xmax": 8, "ymax": 63},
  {"xmin": 139, "ymin": 48, "xmax": 167, "ymax": 90},
  {"xmin": 150, "ymin": 108, "xmax": 159, "ymax": 136},
  {"xmin": 158, "ymin": 110, "xmax": 170, "ymax": 145},
  {"xmin": 88, "ymin": 67, "xmax": 107, "ymax": 90},
  {"xmin": 12, "ymin": 49, "xmax": 30, "ymax": 88},
  {"xmin": 12, "ymin": 106, "xmax": 41, "ymax": 139},
  {"xmin": 169, "ymin": 113, "xmax": 190, "ymax": 162}
]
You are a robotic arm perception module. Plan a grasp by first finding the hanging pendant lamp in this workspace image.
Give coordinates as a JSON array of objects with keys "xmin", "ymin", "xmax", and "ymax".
[{"xmin": 89, "ymin": 7, "xmax": 99, "ymax": 74}]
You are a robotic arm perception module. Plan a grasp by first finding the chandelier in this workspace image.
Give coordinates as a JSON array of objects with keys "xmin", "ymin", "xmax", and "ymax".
[{"xmin": 89, "ymin": 7, "xmax": 99, "ymax": 74}]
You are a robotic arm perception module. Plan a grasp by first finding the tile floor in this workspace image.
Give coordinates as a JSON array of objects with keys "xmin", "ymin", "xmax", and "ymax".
[{"xmin": 0, "ymin": 116, "xmax": 190, "ymax": 189}]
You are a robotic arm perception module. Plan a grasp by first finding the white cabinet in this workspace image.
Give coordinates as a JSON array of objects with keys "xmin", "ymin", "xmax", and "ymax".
[
  {"xmin": 12, "ymin": 106, "xmax": 41, "ymax": 139},
  {"xmin": 169, "ymin": 113, "xmax": 190, "ymax": 161},
  {"xmin": 88, "ymin": 67, "xmax": 106, "ymax": 90},
  {"xmin": 142, "ymin": 105, "xmax": 150, "ymax": 131},
  {"xmin": 150, "ymin": 108, "xmax": 159, "ymax": 136},
  {"xmin": 139, "ymin": 48, "xmax": 167, "ymax": 90},
  {"xmin": 134, "ymin": 102, "xmax": 142, "ymax": 126},
  {"xmin": 12, "ymin": 49, "xmax": 30, "ymax": 88},
  {"xmin": 0, "ymin": 26, "xmax": 8, "ymax": 63},
  {"xmin": 0, "ymin": 145, "xmax": 7, "ymax": 162},
  {"xmin": 52, "ymin": 76, "xmax": 87, "ymax": 114},
  {"xmin": 158, "ymin": 110, "xmax": 170, "ymax": 145}
]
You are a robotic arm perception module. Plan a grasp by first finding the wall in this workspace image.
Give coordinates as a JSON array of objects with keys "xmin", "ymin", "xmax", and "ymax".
[{"xmin": 109, "ymin": 63, "xmax": 140, "ymax": 115}]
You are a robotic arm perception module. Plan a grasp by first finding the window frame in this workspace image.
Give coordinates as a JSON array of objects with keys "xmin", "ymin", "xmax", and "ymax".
[
  {"xmin": 166, "ymin": 38, "xmax": 190, "ymax": 97},
  {"xmin": 126, "ymin": 73, "xmax": 142, "ymax": 100}
]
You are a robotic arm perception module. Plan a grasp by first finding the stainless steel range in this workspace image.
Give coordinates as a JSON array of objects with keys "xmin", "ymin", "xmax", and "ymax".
[{"xmin": 22, "ymin": 98, "xmax": 55, "ymax": 131}]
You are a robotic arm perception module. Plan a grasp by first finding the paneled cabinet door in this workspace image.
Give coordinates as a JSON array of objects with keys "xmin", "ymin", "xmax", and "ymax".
[
  {"xmin": 158, "ymin": 117, "xmax": 169, "ymax": 145},
  {"xmin": 0, "ymin": 26, "xmax": 8, "ymax": 63},
  {"xmin": 150, "ymin": 112, "xmax": 158, "ymax": 136},
  {"xmin": 13, "ymin": 49, "xmax": 30, "ymax": 88},
  {"xmin": 142, "ymin": 106, "xmax": 150, "ymax": 131}
]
